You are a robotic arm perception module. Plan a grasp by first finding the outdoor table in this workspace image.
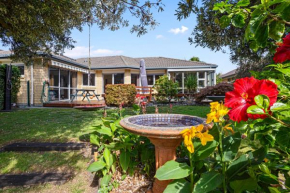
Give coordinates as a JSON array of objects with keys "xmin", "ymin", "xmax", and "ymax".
[{"xmin": 70, "ymin": 89, "xmax": 100, "ymax": 102}]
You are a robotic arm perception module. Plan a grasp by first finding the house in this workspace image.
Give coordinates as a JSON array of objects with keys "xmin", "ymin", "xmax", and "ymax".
[
  {"xmin": 0, "ymin": 50, "xmax": 218, "ymax": 106},
  {"xmin": 221, "ymin": 69, "xmax": 236, "ymax": 83}
]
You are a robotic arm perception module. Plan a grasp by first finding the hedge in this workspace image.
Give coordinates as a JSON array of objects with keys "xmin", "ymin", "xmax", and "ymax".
[
  {"xmin": 0, "ymin": 64, "xmax": 21, "ymax": 110},
  {"xmin": 105, "ymin": 84, "xmax": 136, "ymax": 106},
  {"xmin": 195, "ymin": 82, "xmax": 233, "ymax": 102}
]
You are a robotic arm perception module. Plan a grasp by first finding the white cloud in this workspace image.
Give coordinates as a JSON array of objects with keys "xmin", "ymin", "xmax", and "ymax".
[
  {"xmin": 168, "ymin": 26, "xmax": 188, "ymax": 34},
  {"xmin": 64, "ymin": 46, "xmax": 123, "ymax": 58},
  {"xmin": 156, "ymin": 35, "xmax": 164, "ymax": 39}
]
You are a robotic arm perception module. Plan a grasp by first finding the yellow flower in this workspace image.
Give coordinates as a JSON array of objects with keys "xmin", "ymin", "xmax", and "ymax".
[
  {"xmin": 180, "ymin": 126, "xmax": 196, "ymax": 153},
  {"xmin": 206, "ymin": 111, "xmax": 219, "ymax": 123},
  {"xmin": 223, "ymin": 124, "xmax": 234, "ymax": 135},
  {"xmin": 210, "ymin": 102, "xmax": 220, "ymax": 111},
  {"xmin": 195, "ymin": 124, "xmax": 214, "ymax": 146},
  {"xmin": 207, "ymin": 102, "xmax": 229, "ymax": 123},
  {"xmin": 218, "ymin": 103, "xmax": 229, "ymax": 117}
]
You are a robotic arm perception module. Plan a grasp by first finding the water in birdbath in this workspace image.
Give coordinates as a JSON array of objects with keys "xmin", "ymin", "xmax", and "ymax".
[{"xmin": 128, "ymin": 114, "xmax": 203, "ymax": 128}]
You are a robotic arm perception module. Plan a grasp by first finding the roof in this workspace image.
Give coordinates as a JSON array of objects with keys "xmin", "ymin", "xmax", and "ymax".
[
  {"xmin": 0, "ymin": 50, "xmax": 87, "ymax": 68},
  {"xmin": 0, "ymin": 51, "xmax": 218, "ymax": 70},
  {"xmin": 76, "ymin": 56, "xmax": 218, "ymax": 69},
  {"xmin": 221, "ymin": 69, "xmax": 236, "ymax": 78}
]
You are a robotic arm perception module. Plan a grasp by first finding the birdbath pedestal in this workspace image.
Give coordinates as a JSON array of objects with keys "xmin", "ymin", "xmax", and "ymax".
[{"xmin": 120, "ymin": 114, "xmax": 207, "ymax": 193}]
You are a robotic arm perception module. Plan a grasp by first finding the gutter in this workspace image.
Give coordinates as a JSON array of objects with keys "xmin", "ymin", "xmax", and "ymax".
[{"xmin": 91, "ymin": 65, "xmax": 218, "ymax": 70}]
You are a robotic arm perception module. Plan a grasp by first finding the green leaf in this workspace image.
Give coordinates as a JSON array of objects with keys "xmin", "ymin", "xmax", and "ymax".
[
  {"xmin": 276, "ymin": 68, "xmax": 290, "ymax": 77},
  {"xmin": 281, "ymin": 4, "xmax": 290, "ymax": 21},
  {"xmin": 250, "ymin": 41, "xmax": 259, "ymax": 52},
  {"xmin": 269, "ymin": 21, "xmax": 285, "ymax": 41},
  {"xmin": 258, "ymin": 174, "xmax": 279, "ymax": 184},
  {"xmin": 276, "ymin": 127, "xmax": 290, "ymax": 151},
  {"xmin": 110, "ymin": 123, "xmax": 117, "ymax": 133},
  {"xmin": 230, "ymin": 178, "xmax": 258, "ymax": 193},
  {"xmin": 250, "ymin": 9, "xmax": 265, "ymax": 33},
  {"xmin": 87, "ymin": 160, "xmax": 106, "ymax": 172},
  {"xmin": 100, "ymin": 174, "xmax": 112, "ymax": 187},
  {"xmin": 155, "ymin": 160, "xmax": 192, "ymax": 180},
  {"xmin": 255, "ymin": 22, "xmax": 269, "ymax": 47},
  {"xmin": 193, "ymin": 171, "xmax": 223, "ymax": 193},
  {"xmin": 220, "ymin": 15, "xmax": 231, "ymax": 28},
  {"xmin": 226, "ymin": 154, "xmax": 250, "ymax": 180},
  {"xmin": 259, "ymin": 163, "xmax": 271, "ymax": 174},
  {"xmin": 119, "ymin": 150, "xmax": 130, "ymax": 172},
  {"xmin": 96, "ymin": 126, "xmax": 112, "ymax": 136},
  {"xmin": 103, "ymin": 148, "xmax": 113, "ymax": 168},
  {"xmin": 164, "ymin": 179, "xmax": 191, "ymax": 193},
  {"xmin": 252, "ymin": 147, "xmax": 267, "ymax": 164},
  {"xmin": 236, "ymin": 0, "xmax": 250, "ymax": 7},
  {"xmin": 232, "ymin": 14, "xmax": 246, "ymax": 28},
  {"xmin": 193, "ymin": 140, "xmax": 218, "ymax": 161},
  {"xmin": 254, "ymin": 95, "xmax": 270, "ymax": 110},
  {"xmin": 223, "ymin": 132, "xmax": 241, "ymax": 162},
  {"xmin": 247, "ymin": 105, "xmax": 265, "ymax": 115},
  {"xmin": 268, "ymin": 187, "xmax": 281, "ymax": 193},
  {"xmin": 90, "ymin": 134, "xmax": 100, "ymax": 146},
  {"xmin": 270, "ymin": 102, "xmax": 290, "ymax": 112}
]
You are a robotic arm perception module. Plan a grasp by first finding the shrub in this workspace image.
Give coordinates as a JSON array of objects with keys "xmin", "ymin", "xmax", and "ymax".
[
  {"xmin": 184, "ymin": 74, "xmax": 197, "ymax": 94},
  {"xmin": 195, "ymin": 82, "xmax": 233, "ymax": 102},
  {"xmin": 153, "ymin": 75, "xmax": 178, "ymax": 102},
  {"xmin": 0, "ymin": 64, "xmax": 21, "ymax": 110},
  {"xmin": 105, "ymin": 84, "xmax": 136, "ymax": 106}
]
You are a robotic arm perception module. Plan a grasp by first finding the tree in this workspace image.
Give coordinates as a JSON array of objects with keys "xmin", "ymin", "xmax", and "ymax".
[
  {"xmin": 0, "ymin": 0, "xmax": 164, "ymax": 63},
  {"xmin": 153, "ymin": 75, "xmax": 178, "ymax": 102},
  {"xmin": 216, "ymin": 73, "xmax": 222, "ymax": 84},
  {"xmin": 189, "ymin": 56, "xmax": 200, "ymax": 61},
  {"xmin": 184, "ymin": 74, "xmax": 197, "ymax": 93},
  {"xmin": 175, "ymin": 0, "xmax": 277, "ymax": 77}
]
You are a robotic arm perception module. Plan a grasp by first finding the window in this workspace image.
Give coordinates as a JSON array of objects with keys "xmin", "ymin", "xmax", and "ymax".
[
  {"xmin": 114, "ymin": 73, "xmax": 124, "ymax": 84},
  {"xmin": 147, "ymin": 75, "xmax": 154, "ymax": 85},
  {"xmin": 83, "ymin": 73, "xmax": 95, "ymax": 86},
  {"xmin": 17, "ymin": 66, "xmax": 24, "ymax": 76},
  {"xmin": 131, "ymin": 74, "xmax": 139, "ymax": 86},
  {"xmin": 199, "ymin": 72, "xmax": 205, "ymax": 79},
  {"xmin": 198, "ymin": 80, "xmax": 205, "ymax": 87}
]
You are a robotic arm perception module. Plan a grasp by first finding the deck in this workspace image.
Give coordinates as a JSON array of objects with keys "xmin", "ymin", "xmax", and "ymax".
[{"xmin": 43, "ymin": 100, "xmax": 106, "ymax": 108}]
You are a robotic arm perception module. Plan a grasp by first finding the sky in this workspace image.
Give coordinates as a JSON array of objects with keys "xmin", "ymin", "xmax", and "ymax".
[{"xmin": 0, "ymin": 2, "xmax": 237, "ymax": 74}]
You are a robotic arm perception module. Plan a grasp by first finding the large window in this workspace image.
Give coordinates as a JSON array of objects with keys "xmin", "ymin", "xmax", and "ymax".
[
  {"xmin": 49, "ymin": 67, "xmax": 78, "ymax": 101},
  {"xmin": 131, "ymin": 74, "xmax": 139, "ymax": 86},
  {"xmin": 83, "ymin": 74, "xmax": 95, "ymax": 86},
  {"xmin": 171, "ymin": 71, "xmax": 215, "ymax": 93}
]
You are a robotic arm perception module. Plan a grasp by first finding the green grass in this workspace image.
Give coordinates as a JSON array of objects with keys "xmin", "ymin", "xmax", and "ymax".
[
  {"xmin": 0, "ymin": 105, "xmax": 209, "ymax": 192},
  {"xmin": 0, "ymin": 108, "xmax": 104, "ymax": 145},
  {"xmin": 0, "ymin": 151, "xmax": 88, "ymax": 175}
]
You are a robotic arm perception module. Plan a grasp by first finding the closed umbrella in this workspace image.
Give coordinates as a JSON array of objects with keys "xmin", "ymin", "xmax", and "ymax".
[{"xmin": 140, "ymin": 59, "xmax": 148, "ymax": 93}]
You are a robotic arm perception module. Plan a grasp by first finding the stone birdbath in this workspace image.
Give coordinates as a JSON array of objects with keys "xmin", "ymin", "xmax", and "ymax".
[{"xmin": 120, "ymin": 114, "xmax": 210, "ymax": 193}]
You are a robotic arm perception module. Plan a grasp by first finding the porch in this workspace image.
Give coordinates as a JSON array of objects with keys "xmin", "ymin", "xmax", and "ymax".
[{"xmin": 43, "ymin": 100, "xmax": 105, "ymax": 108}]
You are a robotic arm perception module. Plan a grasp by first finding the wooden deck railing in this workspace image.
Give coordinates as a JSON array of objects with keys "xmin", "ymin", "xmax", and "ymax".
[{"xmin": 136, "ymin": 86, "xmax": 153, "ymax": 102}]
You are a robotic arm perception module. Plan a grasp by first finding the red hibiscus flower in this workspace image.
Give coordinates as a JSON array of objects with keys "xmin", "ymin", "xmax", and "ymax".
[
  {"xmin": 225, "ymin": 77, "xmax": 278, "ymax": 122},
  {"xmin": 273, "ymin": 34, "xmax": 290, "ymax": 63}
]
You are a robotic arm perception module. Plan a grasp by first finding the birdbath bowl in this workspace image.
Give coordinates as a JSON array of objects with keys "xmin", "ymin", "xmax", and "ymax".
[{"xmin": 120, "ymin": 114, "xmax": 208, "ymax": 193}]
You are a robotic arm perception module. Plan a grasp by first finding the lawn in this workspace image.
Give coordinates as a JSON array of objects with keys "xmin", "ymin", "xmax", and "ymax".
[{"xmin": 0, "ymin": 105, "xmax": 209, "ymax": 192}]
